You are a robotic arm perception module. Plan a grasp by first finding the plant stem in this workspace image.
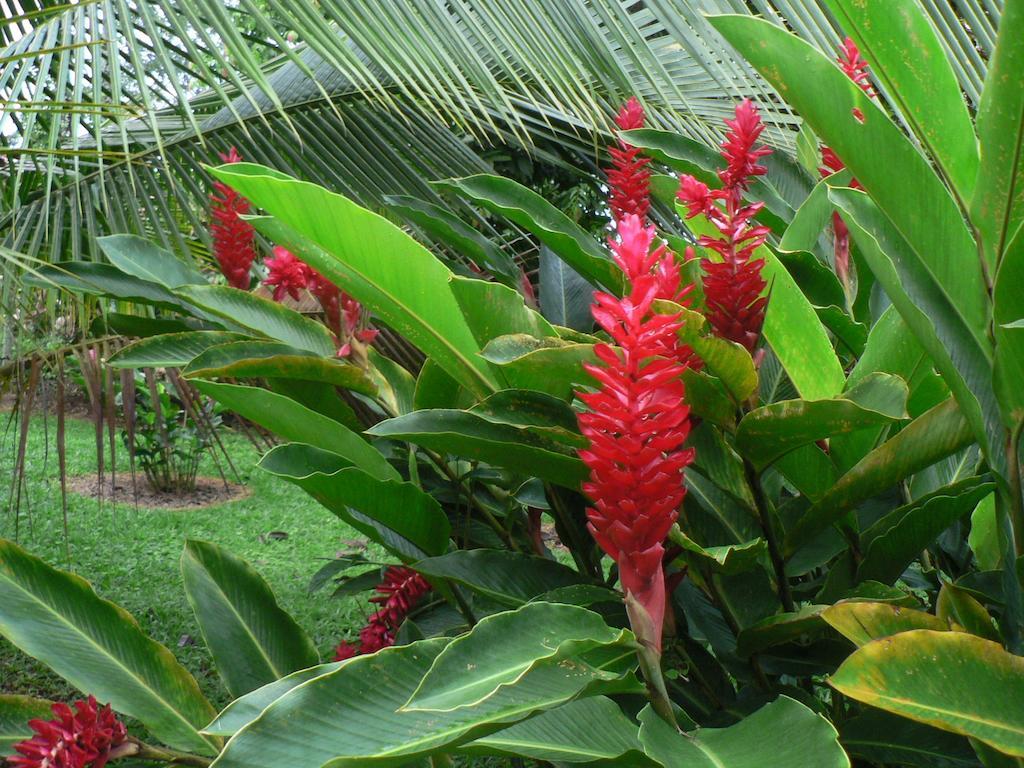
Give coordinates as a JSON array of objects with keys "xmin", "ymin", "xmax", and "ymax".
[
  {"xmin": 743, "ymin": 460, "xmax": 795, "ymax": 613},
  {"xmin": 1008, "ymin": 422, "xmax": 1024, "ymax": 557},
  {"xmin": 127, "ymin": 740, "xmax": 212, "ymax": 767}
]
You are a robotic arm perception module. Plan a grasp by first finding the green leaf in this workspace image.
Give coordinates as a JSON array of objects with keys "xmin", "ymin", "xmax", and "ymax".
[
  {"xmin": 210, "ymin": 164, "xmax": 500, "ymax": 398},
  {"xmin": 784, "ymin": 397, "xmax": 975, "ymax": 556},
  {"xmin": 736, "ymin": 372, "xmax": 908, "ymax": 470},
  {"xmin": 258, "ymin": 443, "xmax": 450, "ymax": 559},
  {"xmin": 655, "ymin": 301, "xmax": 757, "ymax": 403},
  {"xmin": 207, "ymin": 637, "xmax": 638, "ymax": 768},
  {"xmin": 938, "ymin": 583, "xmax": 1001, "ymax": 642},
  {"xmin": 469, "ymin": 389, "xmax": 585, "ymax": 448},
  {"xmin": 709, "ymin": 15, "xmax": 986, "ymax": 337},
  {"xmin": 367, "ymin": 348, "xmax": 416, "ymax": 417},
  {"xmin": 183, "ymin": 340, "xmax": 376, "ymax": 396},
  {"xmin": 448, "ymin": 275, "xmax": 556, "ymax": 349},
  {"xmin": 366, "ymin": 410, "xmax": 587, "ymax": 488},
  {"xmin": 405, "ymin": 603, "xmax": 631, "ymax": 712},
  {"xmin": 682, "ymin": 369, "xmax": 738, "ymax": 431},
  {"xmin": 829, "ymin": 186, "xmax": 1001, "ymax": 473},
  {"xmin": 993, "ymin": 229, "xmax": 1024, "ymax": 428},
  {"xmin": 638, "ymin": 696, "xmax": 849, "ymax": 768},
  {"xmin": 0, "ymin": 539, "xmax": 217, "ymax": 754},
  {"xmin": 779, "ymin": 171, "xmax": 854, "ymax": 255},
  {"xmin": 971, "ymin": 0, "xmax": 1024, "ymax": 270},
  {"xmin": 841, "ymin": 710, "xmax": 982, "ymax": 768},
  {"xmin": 457, "ymin": 696, "xmax": 647, "ymax": 764},
  {"xmin": 203, "ymin": 663, "xmax": 345, "ymax": 738},
  {"xmin": 822, "ymin": 602, "xmax": 950, "ymax": 647},
  {"xmin": 735, "ymin": 606, "xmax": 829, "ymax": 658},
  {"xmin": 481, "ymin": 334, "xmax": 596, "ymax": 401},
  {"xmin": 434, "ymin": 175, "xmax": 623, "ymax": 294},
  {"xmin": 824, "ymin": 0, "xmax": 978, "ymax": 201},
  {"xmin": 0, "ymin": 695, "xmax": 53, "ymax": 756},
  {"xmin": 107, "ymin": 332, "xmax": 251, "ymax": 369},
  {"xmin": 830, "ymin": 630, "xmax": 1024, "ymax": 757},
  {"xmin": 385, "ymin": 194, "xmax": 519, "ymax": 286},
  {"xmin": 175, "ymin": 285, "xmax": 336, "ymax": 356},
  {"xmin": 539, "ymin": 244, "xmax": 594, "ymax": 332},
  {"xmin": 674, "ymin": 531, "xmax": 767, "ymax": 576},
  {"xmin": 180, "ymin": 540, "xmax": 320, "ymax": 699},
  {"xmin": 97, "ymin": 234, "xmax": 207, "ymax": 288},
  {"xmin": 413, "ymin": 550, "xmax": 585, "ymax": 607},
  {"xmin": 971, "ymin": 492, "xmax": 1001, "ymax": 571},
  {"xmin": 681, "ymin": 209, "xmax": 845, "ymax": 400},
  {"xmin": 193, "ymin": 381, "xmax": 397, "ymax": 482}
]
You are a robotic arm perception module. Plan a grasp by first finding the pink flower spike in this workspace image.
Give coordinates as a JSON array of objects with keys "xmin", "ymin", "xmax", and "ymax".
[
  {"xmin": 264, "ymin": 246, "xmax": 310, "ymax": 302},
  {"xmin": 606, "ymin": 98, "xmax": 652, "ymax": 223},
  {"xmin": 9, "ymin": 697, "xmax": 127, "ymax": 768},
  {"xmin": 209, "ymin": 146, "xmax": 257, "ymax": 290}
]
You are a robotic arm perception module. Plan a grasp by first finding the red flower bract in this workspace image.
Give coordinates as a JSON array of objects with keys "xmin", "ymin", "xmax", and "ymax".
[
  {"xmin": 10, "ymin": 697, "xmax": 127, "ymax": 768},
  {"xmin": 332, "ymin": 566, "xmax": 431, "ymax": 660},
  {"xmin": 606, "ymin": 97, "xmax": 652, "ymax": 223},
  {"xmin": 264, "ymin": 246, "xmax": 311, "ymax": 301},
  {"xmin": 677, "ymin": 99, "xmax": 771, "ymax": 352},
  {"xmin": 837, "ymin": 36, "xmax": 875, "ymax": 97},
  {"xmin": 576, "ymin": 214, "xmax": 694, "ymax": 654},
  {"xmin": 209, "ymin": 147, "xmax": 257, "ymax": 290}
]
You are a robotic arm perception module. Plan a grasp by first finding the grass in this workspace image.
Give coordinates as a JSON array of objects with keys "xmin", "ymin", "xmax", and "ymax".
[{"xmin": 0, "ymin": 410, "xmax": 387, "ymax": 711}]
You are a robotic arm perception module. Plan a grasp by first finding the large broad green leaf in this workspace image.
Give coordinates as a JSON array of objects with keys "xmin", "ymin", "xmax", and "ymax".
[
  {"xmin": 779, "ymin": 170, "xmax": 854, "ymax": 255},
  {"xmin": 97, "ymin": 234, "xmax": 207, "ymax": 288},
  {"xmin": 434, "ymin": 175, "xmax": 623, "ymax": 294},
  {"xmin": 192, "ymin": 381, "xmax": 396, "ymax": 482},
  {"xmin": 207, "ymin": 637, "xmax": 639, "ymax": 768},
  {"xmin": 367, "ymin": 348, "xmax": 416, "ymax": 417},
  {"xmin": 822, "ymin": 602, "xmax": 951, "ymax": 647},
  {"xmin": 180, "ymin": 540, "xmax": 320, "ymax": 699},
  {"xmin": 709, "ymin": 15, "xmax": 986, "ymax": 338},
  {"xmin": 384, "ymin": 194, "xmax": 519, "ymax": 286},
  {"xmin": 682, "ymin": 208, "xmax": 844, "ymax": 400},
  {"xmin": 405, "ymin": 603, "xmax": 631, "ymax": 712},
  {"xmin": 841, "ymin": 710, "xmax": 982, "ymax": 768},
  {"xmin": 175, "ymin": 285, "xmax": 336, "ymax": 356},
  {"xmin": 785, "ymin": 397, "xmax": 975, "ymax": 556},
  {"xmin": 448, "ymin": 275, "xmax": 556, "ymax": 348},
  {"xmin": 203, "ymin": 662, "xmax": 346, "ymax": 738},
  {"xmin": 736, "ymin": 372, "xmax": 908, "ymax": 470},
  {"xmin": 29, "ymin": 262, "xmax": 213, "ymax": 317},
  {"xmin": 210, "ymin": 165, "xmax": 500, "ymax": 398},
  {"xmin": 481, "ymin": 334, "xmax": 596, "ymax": 401},
  {"xmin": 539, "ymin": 244, "xmax": 594, "ymax": 332},
  {"xmin": 413, "ymin": 550, "xmax": 585, "ymax": 607},
  {"xmin": 734, "ymin": 606, "xmax": 829, "ymax": 658},
  {"xmin": 638, "ymin": 696, "xmax": 849, "ymax": 768},
  {"xmin": 258, "ymin": 443, "xmax": 450, "ymax": 559},
  {"xmin": 823, "ymin": 0, "xmax": 978, "ymax": 201},
  {"xmin": 938, "ymin": 583, "xmax": 1002, "ymax": 642},
  {"xmin": 821, "ymin": 478, "xmax": 995, "ymax": 600},
  {"xmin": 469, "ymin": 389, "xmax": 585, "ymax": 448},
  {"xmin": 366, "ymin": 410, "xmax": 587, "ymax": 488},
  {"xmin": 829, "ymin": 186, "xmax": 1001, "ymax": 473},
  {"xmin": 182, "ymin": 340, "xmax": 376, "ymax": 396},
  {"xmin": 0, "ymin": 695, "xmax": 53, "ymax": 756},
  {"xmin": 993, "ymin": 229, "xmax": 1024, "ymax": 428},
  {"xmin": 457, "ymin": 696, "xmax": 648, "ymax": 764},
  {"xmin": 971, "ymin": 0, "xmax": 1024, "ymax": 271},
  {"xmin": 830, "ymin": 630, "xmax": 1024, "ymax": 757},
  {"xmin": 107, "ymin": 331, "xmax": 252, "ymax": 369},
  {"xmin": 0, "ymin": 539, "xmax": 217, "ymax": 755}
]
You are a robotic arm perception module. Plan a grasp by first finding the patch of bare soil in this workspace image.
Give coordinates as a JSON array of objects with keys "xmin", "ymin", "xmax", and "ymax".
[{"xmin": 66, "ymin": 474, "xmax": 250, "ymax": 510}]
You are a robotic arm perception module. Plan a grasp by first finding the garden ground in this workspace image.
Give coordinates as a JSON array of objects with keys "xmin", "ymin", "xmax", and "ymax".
[{"xmin": 0, "ymin": 410, "xmax": 383, "ymax": 711}]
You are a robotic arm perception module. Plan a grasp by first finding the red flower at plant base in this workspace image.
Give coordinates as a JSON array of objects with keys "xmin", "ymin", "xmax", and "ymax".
[
  {"xmin": 10, "ymin": 697, "xmax": 127, "ymax": 768},
  {"xmin": 209, "ymin": 147, "xmax": 257, "ymax": 290},
  {"xmin": 606, "ymin": 97, "xmax": 652, "ymax": 223},
  {"xmin": 264, "ymin": 246, "xmax": 311, "ymax": 301},
  {"xmin": 677, "ymin": 99, "xmax": 772, "ymax": 353},
  {"xmin": 576, "ymin": 214, "xmax": 695, "ymax": 654},
  {"xmin": 819, "ymin": 37, "xmax": 874, "ymax": 289},
  {"xmin": 332, "ymin": 566, "xmax": 431, "ymax": 660}
]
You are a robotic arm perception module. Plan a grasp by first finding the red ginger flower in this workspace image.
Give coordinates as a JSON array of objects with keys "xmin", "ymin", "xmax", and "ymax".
[
  {"xmin": 576, "ymin": 214, "xmax": 695, "ymax": 654},
  {"xmin": 677, "ymin": 99, "xmax": 772, "ymax": 352},
  {"xmin": 819, "ymin": 38, "xmax": 874, "ymax": 287},
  {"xmin": 606, "ymin": 97, "xmax": 652, "ymax": 223},
  {"xmin": 332, "ymin": 566, "xmax": 431, "ymax": 660},
  {"xmin": 264, "ymin": 246, "xmax": 311, "ymax": 301},
  {"xmin": 10, "ymin": 697, "xmax": 126, "ymax": 768},
  {"xmin": 209, "ymin": 147, "xmax": 257, "ymax": 290}
]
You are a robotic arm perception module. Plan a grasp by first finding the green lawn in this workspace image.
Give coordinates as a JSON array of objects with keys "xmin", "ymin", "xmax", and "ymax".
[{"xmin": 0, "ymin": 411, "xmax": 385, "ymax": 711}]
